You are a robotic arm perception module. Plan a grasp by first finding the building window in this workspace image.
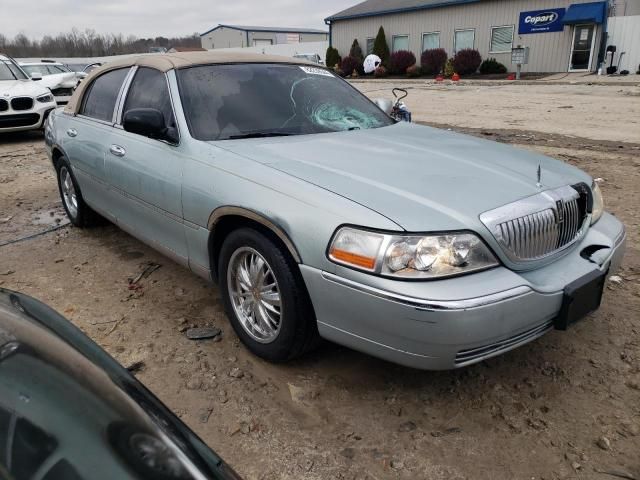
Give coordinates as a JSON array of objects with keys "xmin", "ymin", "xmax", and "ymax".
[
  {"xmin": 366, "ymin": 37, "xmax": 375, "ymax": 55},
  {"xmin": 422, "ymin": 32, "xmax": 440, "ymax": 52},
  {"xmin": 454, "ymin": 29, "xmax": 475, "ymax": 52},
  {"xmin": 490, "ymin": 25, "xmax": 514, "ymax": 53},
  {"xmin": 392, "ymin": 35, "xmax": 409, "ymax": 52}
]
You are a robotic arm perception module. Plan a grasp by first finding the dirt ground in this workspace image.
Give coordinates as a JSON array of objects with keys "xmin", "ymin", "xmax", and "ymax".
[{"xmin": 1, "ymin": 81, "xmax": 639, "ymax": 480}]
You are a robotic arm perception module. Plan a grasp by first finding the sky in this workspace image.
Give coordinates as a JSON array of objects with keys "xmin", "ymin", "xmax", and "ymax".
[{"xmin": 1, "ymin": 0, "xmax": 356, "ymax": 40}]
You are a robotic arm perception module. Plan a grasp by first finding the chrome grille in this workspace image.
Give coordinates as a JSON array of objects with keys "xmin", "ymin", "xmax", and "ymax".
[
  {"xmin": 0, "ymin": 99, "xmax": 8, "ymax": 112},
  {"xmin": 480, "ymin": 185, "xmax": 589, "ymax": 263}
]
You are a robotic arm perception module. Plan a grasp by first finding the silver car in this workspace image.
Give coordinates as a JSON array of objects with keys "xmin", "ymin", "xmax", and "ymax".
[{"xmin": 44, "ymin": 52, "xmax": 625, "ymax": 370}]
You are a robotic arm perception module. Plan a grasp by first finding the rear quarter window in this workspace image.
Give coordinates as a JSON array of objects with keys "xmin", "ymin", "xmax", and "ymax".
[{"xmin": 81, "ymin": 68, "xmax": 129, "ymax": 122}]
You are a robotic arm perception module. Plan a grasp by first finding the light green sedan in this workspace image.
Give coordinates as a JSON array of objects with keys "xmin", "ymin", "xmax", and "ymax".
[{"xmin": 44, "ymin": 52, "xmax": 625, "ymax": 370}]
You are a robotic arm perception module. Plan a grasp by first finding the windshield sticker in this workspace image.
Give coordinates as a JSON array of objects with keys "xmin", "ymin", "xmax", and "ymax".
[{"xmin": 299, "ymin": 66, "xmax": 333, "ymax": 77}]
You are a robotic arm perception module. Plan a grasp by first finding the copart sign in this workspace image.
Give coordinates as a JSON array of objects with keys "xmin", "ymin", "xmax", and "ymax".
[{"xmin": 519, "ymin": 8, "xmax": 566, "ymax": 34}]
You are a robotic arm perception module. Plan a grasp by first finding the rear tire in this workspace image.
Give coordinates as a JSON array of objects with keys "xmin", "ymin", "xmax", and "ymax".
[
  {"xmin": 219, "ymin": 227, "xmax": 319, "ymax": 362},
  {"xmin": 55, "ymin": 156, "xmax": 101, "ymax": 227}
]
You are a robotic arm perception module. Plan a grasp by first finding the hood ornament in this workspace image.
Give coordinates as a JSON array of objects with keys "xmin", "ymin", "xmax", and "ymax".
[{"xmin": 536, "ymin": 164, "xmax": 542, "ymax": 189}]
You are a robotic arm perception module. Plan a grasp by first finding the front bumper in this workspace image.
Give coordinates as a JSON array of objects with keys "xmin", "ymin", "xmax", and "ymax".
[
  {"xmin": 301, "ymin": 212, "xmax": 626, "ymax": 370},
  {"xmin": 0, "ymin": 102, "xmax": 56, "ymax": 132}
]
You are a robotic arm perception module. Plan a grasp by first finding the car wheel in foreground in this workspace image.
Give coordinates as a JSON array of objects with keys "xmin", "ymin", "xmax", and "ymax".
[
  {"xmin": 219, "ymin": 228, "xmax": 319, "ymax": 362},
  {"xmin": 56, "ymin": 156, "xmax": 101, "ymax": 227}
]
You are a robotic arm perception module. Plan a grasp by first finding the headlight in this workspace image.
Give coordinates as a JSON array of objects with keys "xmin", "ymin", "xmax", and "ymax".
[
  {"xmin": 328, "ymin": 227, "xmax": 499, "ymax": 279},
  {"xmin": 36, "ymin": 93, "xmax": 54, "ymax": 103},
  {"xmin": 591, "ymin": 180, "xmax": 604, "ymax": 225}
]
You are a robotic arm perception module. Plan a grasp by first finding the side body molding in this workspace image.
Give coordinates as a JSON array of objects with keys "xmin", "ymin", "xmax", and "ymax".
[{"xmin": 207, "ymin": 206, "xmax": 302, "ymax": 263}]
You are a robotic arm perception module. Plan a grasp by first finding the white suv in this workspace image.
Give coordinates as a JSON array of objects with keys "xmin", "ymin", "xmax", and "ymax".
[{"xmin": 1, "ymin": 54, "xmax": 57, "ymax": 133}]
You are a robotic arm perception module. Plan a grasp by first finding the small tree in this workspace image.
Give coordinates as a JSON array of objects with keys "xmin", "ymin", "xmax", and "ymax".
[
  {"xmin": 325, "ymin": 46, "xmax": 342, "ymax": 69},
  {"xmin": 349, "ymin": 39, "xmax": 364, "ymax": 63},
  {"xmin": 372, "ymin": 26, "xmax": 390, "ymax": 67}
]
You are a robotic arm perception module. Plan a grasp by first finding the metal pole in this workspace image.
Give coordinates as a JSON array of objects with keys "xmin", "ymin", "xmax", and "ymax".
[{"xmin": 516, "ymin": 63, "xmax": 521, "ymax": 80}]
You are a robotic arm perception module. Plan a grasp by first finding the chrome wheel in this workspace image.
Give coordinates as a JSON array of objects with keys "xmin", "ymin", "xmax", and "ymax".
[
  {"xmin": 227, "ymin": 247, "xmax": 282, "ymax": 343},
  {"xmin": 60, "ymin": 166, "xmax": 78, "ymax": 218}
]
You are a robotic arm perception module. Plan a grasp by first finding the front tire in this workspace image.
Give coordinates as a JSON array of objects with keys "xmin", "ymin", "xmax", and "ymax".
[
  {"xmin": 219, "ymin": 228, "xmax": 319, "ymax": 362},
  {"xmin": 55, "ymin": 156, "xmax": 101, "ymax": 227}
]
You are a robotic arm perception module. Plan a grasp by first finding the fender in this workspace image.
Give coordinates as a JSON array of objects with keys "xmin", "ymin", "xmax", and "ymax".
[
  {"xmin": 49, "ymin": 143, "xmax": 69, "ymax": 167},
  {"xmin": 207, "ymin": 206, "xmax": 302, "ymax": 263}
]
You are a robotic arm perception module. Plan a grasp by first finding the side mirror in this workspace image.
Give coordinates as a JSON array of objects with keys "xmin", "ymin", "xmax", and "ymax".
[
  {"xmin": 123, "ymin": 108, "xmax": 178, "ymax": 144},
  {"xmin": 30, "ymin": 72, "xmax": 42, "ymax": 81},
  {"xmin": 373, "ymin": 98, "xmax": 393, "ymax": 115}
]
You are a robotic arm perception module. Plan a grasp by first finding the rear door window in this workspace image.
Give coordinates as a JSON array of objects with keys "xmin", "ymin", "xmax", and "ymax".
[
  {"xmin": 122, "ymin": 67, "xmax": 176, "ymax": 129},
  {"xmin": 81, "ymin": 68, "xmax": 129, "ymax": 122}
]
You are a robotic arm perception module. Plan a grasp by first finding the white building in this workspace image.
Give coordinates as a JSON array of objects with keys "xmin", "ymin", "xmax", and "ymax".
[
  {"xmin": 200, "ymin": 25, "xmax": 329, "ymax": 50},
  {"xmin": 325, "ymin": 0, "xmax": 640, "ymax": 73}
]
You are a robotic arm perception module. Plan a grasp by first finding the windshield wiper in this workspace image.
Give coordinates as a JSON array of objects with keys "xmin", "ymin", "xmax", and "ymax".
[{"xmin": 227, "ymin": 132, "xmax": 294, "ymax": 140}]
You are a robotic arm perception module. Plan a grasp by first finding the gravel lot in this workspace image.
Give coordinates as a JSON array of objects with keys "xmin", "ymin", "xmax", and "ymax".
[{"xmin": 1, "ymin": 81, "xmax": 639, "ymax": 480}]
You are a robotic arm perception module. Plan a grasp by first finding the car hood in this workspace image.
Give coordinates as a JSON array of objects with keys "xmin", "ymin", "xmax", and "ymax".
[
  {"xmin": 0, "ymin": 79, "xmax": 50, "ymax": 97},
  {"xmin": 39, "ymin": 72, "xmax": 77, "ymax": 89},
  {"xmin": 218, "ymin": 123, "xmax": 591, "ymax": 231}
]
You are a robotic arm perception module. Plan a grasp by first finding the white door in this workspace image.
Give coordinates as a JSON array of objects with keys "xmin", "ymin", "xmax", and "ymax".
[
  {"xmin": 253, "ymin": 39, "xmax": 272, "ymax": 47},
  {"xmin": 569, "ymin": 24, "xmax": 596, "ymax": 71}
]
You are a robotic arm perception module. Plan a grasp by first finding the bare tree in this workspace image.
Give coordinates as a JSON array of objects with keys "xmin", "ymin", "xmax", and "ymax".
[{"xmin": 1, "ymin": 29, "xmax": 202, "ymax": 58}]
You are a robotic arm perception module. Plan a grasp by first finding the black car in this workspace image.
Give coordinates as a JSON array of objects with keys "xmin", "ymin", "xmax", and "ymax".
[{"xmin": 0, "ymin": 288, "xmax": 241, "ymax": 480}]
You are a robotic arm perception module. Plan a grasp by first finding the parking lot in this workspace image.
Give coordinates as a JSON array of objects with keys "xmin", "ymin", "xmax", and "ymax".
[{"xmin": 1, "ymin": 80, "xmax": 639, "ymax": 479}]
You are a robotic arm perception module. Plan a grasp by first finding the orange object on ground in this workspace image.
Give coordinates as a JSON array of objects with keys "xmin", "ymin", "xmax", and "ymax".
[{"xmin": 452, "ymin": 73, "xmax": 460, "ymax": 81}]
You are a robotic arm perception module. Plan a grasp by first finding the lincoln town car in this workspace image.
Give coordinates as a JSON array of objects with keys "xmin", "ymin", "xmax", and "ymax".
[{"xmin": 44, "ymin": 52, "xmax": 626, "ymax": 369}]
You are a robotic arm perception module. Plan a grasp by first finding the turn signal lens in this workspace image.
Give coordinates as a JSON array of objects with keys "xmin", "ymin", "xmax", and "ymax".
[
  {"xmin": 330, "ymin": 249, "xmax": 376, "ymax": 269},
  {"xmin": 328, "ymin": 227, "xmax": 383, "ymax": 271}
]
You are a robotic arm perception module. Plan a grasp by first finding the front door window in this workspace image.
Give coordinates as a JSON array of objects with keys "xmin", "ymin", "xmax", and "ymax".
[{"xmin": 569, "ymin": 24, "xmax": 595, "ymax": 71}]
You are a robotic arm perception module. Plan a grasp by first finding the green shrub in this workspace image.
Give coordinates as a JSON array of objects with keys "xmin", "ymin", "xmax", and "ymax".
[
  {"xmin": 444, "ymin": 58, "xmax": 455, "ymax": 78},
  {"xmin": 326, "ymin": 46, "xmax": 342, "ymax": 70},
  {"xmin": 480, "ymin": 57, "xmax": 507, "ymax": 74},
  {"xmin": 372, "ymin": 26, "xmax": 390, "ymax": 68}
]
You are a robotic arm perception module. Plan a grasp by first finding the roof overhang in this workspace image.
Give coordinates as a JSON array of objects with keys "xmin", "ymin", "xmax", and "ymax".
[
  {"xmin": 325, "ymin": 0, "xmax": 481, "ymax": 23},
  {"xmin": 200, "ymin": 24, "xmax": 328, "ymax": 37},
  {"xmin": 562, "ymin": 1, "xmax": 607, "ymax": 24}
]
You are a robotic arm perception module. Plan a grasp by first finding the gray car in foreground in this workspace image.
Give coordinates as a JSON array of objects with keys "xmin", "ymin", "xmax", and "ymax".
[{"xmin": 44, "ymin": 52, "xmax": 626, "ymax": 370}]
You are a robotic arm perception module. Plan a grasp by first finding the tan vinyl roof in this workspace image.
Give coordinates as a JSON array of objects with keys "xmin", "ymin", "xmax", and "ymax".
[{"xmin": 65, "ymin": 51, "xmax": 315, "ymax": 115}]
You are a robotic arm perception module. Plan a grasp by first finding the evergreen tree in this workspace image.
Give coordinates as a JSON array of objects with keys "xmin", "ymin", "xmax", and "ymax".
[
  {"xmin": 349, "ymin": 39, "xmax": 364, "ymax": 63},
  {"xmin": 325, "ymin": 46, "xmax": 342, "ymax": 69},
  {"xmin": 372, "ymin": 26, "xmax": 390, "ymax": 67}
]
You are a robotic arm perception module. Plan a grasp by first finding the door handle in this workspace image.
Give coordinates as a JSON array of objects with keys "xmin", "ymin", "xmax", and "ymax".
[
  {"xmin": 109, "ymin": 145, "xmax": 126, "ymax": 157},
  {"xmin": 66, "ymin": 128, "xmax": 77, "ymax": 137}
]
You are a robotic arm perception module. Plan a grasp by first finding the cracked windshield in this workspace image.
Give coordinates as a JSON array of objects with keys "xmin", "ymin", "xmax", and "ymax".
[{"xmin": 177, "ymin": 63, "xmax": 394, "ymax": 140}]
